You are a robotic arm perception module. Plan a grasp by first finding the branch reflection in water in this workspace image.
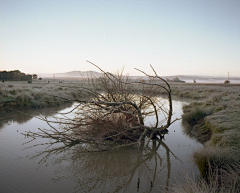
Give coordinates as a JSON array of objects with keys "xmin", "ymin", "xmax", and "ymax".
[
  {"xmin": 24, "ymin": 136, "xmax": 182, "ymax": 193},
  {"xmin": 1, "ymin": 97, "xmax": 202, "ymax": 193}
]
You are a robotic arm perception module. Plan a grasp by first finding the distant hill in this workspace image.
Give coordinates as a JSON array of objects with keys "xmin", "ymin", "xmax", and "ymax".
[{"xmin": 55, "ymin": 71, "xmax": 102, "ymax": 77}]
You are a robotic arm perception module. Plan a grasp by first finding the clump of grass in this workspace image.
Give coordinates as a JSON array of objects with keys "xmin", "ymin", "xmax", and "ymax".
[
  {"xmin": 15, "ymin": 92, "xmax": 34, "ymax": 105},
  {"xmin": 171, "ymin": 162, "xmax": 240, "ymax": 193},
  {"xmin": 31, "ymin": 91, "xmax": 43, "ymax": 100},
  {"xmin": 9, "ymin": 89, "xmax": 17, "ymax": 95},
  {"xmin": 193, "ymin": 146, "xmax": 237, "ymax": 177},
  {"xmin": 171, "ymin": 145, "xmax": 240, "ymax": 193},
  {"xmin": 182, "ymin": 108, "xmax": 208, "ymax": 126}
]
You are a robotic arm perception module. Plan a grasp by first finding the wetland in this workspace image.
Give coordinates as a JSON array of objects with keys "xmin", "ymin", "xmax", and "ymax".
[
  {"xmin": 1, "ymin": 79, "xmax": 240, "ymax": 192},
  {"xmin": 0, "ymin": 97, "xmax": 201, "ymax": 193}
]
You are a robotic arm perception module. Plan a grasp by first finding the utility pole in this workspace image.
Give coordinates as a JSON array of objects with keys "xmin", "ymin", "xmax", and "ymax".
[{"xmin": 224, "ymin": 72, "xmax": 230, "ymax": 84}]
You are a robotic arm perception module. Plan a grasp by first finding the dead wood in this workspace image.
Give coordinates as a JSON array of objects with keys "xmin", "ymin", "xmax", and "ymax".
[{"xmin": 25, "ymin": 61, "xmax": 179, "ymax": 150}]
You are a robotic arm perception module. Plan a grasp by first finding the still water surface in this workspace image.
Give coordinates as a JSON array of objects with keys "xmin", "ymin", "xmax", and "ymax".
[{"xmin": 0, "ymin": 97, "xmax": 202, "ymax": 193}]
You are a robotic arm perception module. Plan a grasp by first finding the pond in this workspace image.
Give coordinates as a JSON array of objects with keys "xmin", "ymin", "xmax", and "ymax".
[{"xmin": 0, "ymin": 97, "xmax": 202, "ymax": 193}]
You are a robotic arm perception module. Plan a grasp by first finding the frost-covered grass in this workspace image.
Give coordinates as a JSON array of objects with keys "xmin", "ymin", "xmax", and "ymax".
[
  {"xmin": 179, "ymin": 83, "xmax": 240, "ymax": 192},
  {"xmin": 0, "ymin": 80, "xmax": 85, "ymax": 113},
  {"xmin": 170, "ymin": 83, "xmax": 240, "ymax": 99}
]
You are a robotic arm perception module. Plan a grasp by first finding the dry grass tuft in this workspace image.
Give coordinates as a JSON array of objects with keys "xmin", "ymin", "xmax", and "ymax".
[
  {"xmin": 172, "ymin": 146, "xmax": 240, "ymax": 193},
  {"xmin": 193, "ymin": 146, "xmax": 237, "ymax": 176},
  {"xmin": 171, "ymin": 162, "xmax": 240, "ymax": 193},
  {"xmin": 182, "ymin": 108, "xmax": 208, "ymax": 126}
]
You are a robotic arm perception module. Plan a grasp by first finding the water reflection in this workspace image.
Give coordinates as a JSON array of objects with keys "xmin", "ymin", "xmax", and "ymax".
[
  {"xmin": 25, "ymin": 137, "xmax": 182, "ymax": 193},
  {"xmin": 0, "ymin": 103, "xmax": 73, "ymax": 129},
  {"xmin": 0, "ymin": 98, "xmax": 202, "ymax": 193}
]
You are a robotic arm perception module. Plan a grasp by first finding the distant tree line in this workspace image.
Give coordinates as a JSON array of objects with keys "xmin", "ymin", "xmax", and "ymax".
[{"xmin": 0, "ymin": 70, "xmax": 33, "ymax": 81}]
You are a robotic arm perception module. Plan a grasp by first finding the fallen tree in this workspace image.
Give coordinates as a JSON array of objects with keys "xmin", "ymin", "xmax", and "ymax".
[{"xmin": 25, "ymin": 61, "xmax": 179, "ymax": 150}]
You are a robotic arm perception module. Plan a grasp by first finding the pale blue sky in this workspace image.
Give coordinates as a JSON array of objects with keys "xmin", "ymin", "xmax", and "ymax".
[{"xmin": 1, "ymin": 0, "xmax": 239, "ymax": 76}]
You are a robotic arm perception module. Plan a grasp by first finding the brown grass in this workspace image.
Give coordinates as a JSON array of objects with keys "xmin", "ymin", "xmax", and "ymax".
[{"xmin": 171, "ymin": 161, "xmax": 240, "ymax": 193}]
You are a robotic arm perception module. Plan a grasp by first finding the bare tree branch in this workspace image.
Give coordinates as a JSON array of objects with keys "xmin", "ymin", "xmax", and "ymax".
[{"xmin": 28, "ymin": 61, "xmax": 179, "ymax": 150}]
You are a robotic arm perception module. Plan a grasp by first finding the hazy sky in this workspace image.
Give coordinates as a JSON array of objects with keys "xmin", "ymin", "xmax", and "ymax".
[{"xmin": 1, "ymin": 0, "xmax": 240, "ymax": 76}]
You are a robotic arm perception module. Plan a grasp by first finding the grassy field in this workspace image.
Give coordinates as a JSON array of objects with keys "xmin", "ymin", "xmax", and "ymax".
[
  {"xmin": 0, "ymin": 79, "xmax": 87, "ymax": 113},
  {"xmin": 1, "ymin": 79, "xmax": 240, "ymax": 191},
  {"xmin": 172, "ymin": 83, "xmax": 240, "ymax": 192}
]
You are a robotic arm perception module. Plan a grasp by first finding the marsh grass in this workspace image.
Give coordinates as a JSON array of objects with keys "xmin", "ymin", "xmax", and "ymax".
[
  {"xmin": 193, "ymin": 146, "xmax": 237, "ymax": 176},
  {"xmin": 178, "ymin": 84, "xmax": 240, "ymax": 192},
  {"xmin": 1, "ymin": 81, "xmax": 239, "ymax": 111},
  {"xmin": 182, "ymin": 108, "xmax": 208, "ymax": 126},
  {"xmin": 0, "ymin": 81, "xmax": 84, "ymax": 112},
  {"xmin": 171, "ymin": 162, "xmax": 240, "ymax": 193},
  {"xmin": 171, "ymin": 146, "xmax": 240, "ymax": 193}
]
